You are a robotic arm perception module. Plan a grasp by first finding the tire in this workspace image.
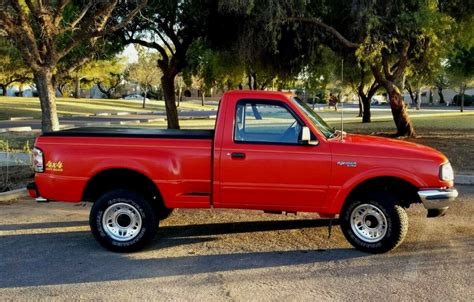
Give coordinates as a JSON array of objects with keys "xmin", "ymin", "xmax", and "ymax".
[
  {"xmin": 157, "ymin": 207, "xmax": 174, "ymax": 220},
  {"xmin": 340, "ymin": 192, "xmax": 408, "ymax": 254},
  {"xmin": 89, "ymin": 189, "xmax": 158, "ymax": 252}
]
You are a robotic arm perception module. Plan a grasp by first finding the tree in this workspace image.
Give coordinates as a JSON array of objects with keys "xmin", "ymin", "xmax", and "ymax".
[
  {"xmin": 446, "ymin": 46, "xmax": 474, "ymax": 112},
  {"xmin": 434, "ymin": 73, "xmax": 449, "ymax": 104},
  {"xmin": 121, "ymin": 0, "xmax": 214, "ymax": 129},
  {"xmin": 0, "ymin": 38, "xmax": 31, "ymax": 96},
  {"xmin": 0, "ymin": 1, "xmax": 145, "ymax": 132},
  {"xmin": 346, "ymin": 61, "xmax": 380, "ymax": 122},
  {"xmin": 218, "ymin": 0, "xmax": 467, "ymax": 136},
  {"xmin": 286, "ymin": 0, "xmax": 460, "ymax": 136},
  {"xmin": 128, "ymin": 51, "xmax": 161, "ymax": 108},
  {"xmin": 71, "ymin": 58, "xmax": 127, "ymax": 99}
]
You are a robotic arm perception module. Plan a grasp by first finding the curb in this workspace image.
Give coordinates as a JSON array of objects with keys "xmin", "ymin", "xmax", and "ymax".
[
  {"xmin": 9, "ymin": 117, "xmax": 34, "ymax": 121},
  {"xmin": 84, "ymin": 122, "xmax": 111, "ymax": 127},
  {"xmin": 116, "ymin": 120, "xmax": 140, "ymax": 125},
  {"xmin": 142, "ymin": 118, "xmax": 165, "ymax": 123},
  {"xmin": 0, "ymin": 188, "xmax": 29, "ymax": 202},
  {"xmin": 6, "ymin": 126, "xmax": 33, "ymax": 132},
  {"xmin": 455, "ymin": 175, "xmax": 474, "ymax": 185}
]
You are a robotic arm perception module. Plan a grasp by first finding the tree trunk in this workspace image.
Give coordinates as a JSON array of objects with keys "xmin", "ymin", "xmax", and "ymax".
[
  {"xmin": 34, "ymin": 68, "xmax": 60, "ymax": 132},
  {"xmin": 437, "ymin": 86, "xmax": 445, "ymax": 104},
  {"xmin": 361, "ymin": 96, "xmax": 371, "ymax": 123},
  {"xmin": 248, "ymin": 74, "xmax": 252, "ymax": 90},
  {"xmin": 74, "ymin": 76, "xmax": 80, "ymax": 99},
  {"xmin": 357, "ymin": 95, "xmax": 363, "ymax": 117},
  {"xmin": 161, "ymin": 74, "xmax": 180, "ymax": 129},
  {"xmin": 416, "ymin": 89, "xmax": 421, "ymax": 110},
  {"xmin": 0, "ymin": 84, "xmax": 6, "ymax": 96},
  {"xmin": 460, "ymin": 84, "xmax": 466, "ymax": 113},
  {"xmin": 407, "ymin": 85, "xmax": 416, "ymax": 106},
  {"xmin": 142, "ymin": 88, "xmax": 147, "ymax": 109},
  {"xmin": 386, "ymin": 83, "xmax": 415, "ymax": 137},
  {"xmin": 429, "ymin": 88, "xmax": 433, "ymax": 104},
  {"xmin": 177, "ymin": 86, "xmax": 182, "ymax": 107},
  {"xmin": 200, "ymin": 89, "xmax": 205, "ymax": 106}
]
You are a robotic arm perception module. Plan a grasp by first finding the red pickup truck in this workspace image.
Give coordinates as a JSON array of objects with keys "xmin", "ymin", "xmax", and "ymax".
[{"xmin": 28, "ymin": 90, "xmax": 458, "ymax": 253}]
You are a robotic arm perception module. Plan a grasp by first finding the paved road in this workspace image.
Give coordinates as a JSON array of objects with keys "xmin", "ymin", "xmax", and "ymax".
[{"xmin": 0, "ymin": 186, "xmax": 472, "ymax": 300}]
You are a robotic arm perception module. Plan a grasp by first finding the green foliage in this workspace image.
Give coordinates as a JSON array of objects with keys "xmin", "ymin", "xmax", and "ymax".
[
  {"xmin": 301, "ymin": 46, "xmax": 340, "ymax": 94},
  {"xmin": 0, "ymin": 38, "xmax": 32, "ymax": 89},
  {"xmin": 446, "ymin": 46, "xmax": 474, "ymax": 89},
  {"xmin": 184, "ymin": 40, "xmax": 245, "ymax": 92},
  {"xmin": 127, "ymin": 51, "xmax": 161, "ymax": 94}
]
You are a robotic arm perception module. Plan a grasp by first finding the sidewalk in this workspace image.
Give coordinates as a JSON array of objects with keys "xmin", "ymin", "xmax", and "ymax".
[{"xmin": 0, "ymin": 152, "xmax": 30, "ymax": 167}]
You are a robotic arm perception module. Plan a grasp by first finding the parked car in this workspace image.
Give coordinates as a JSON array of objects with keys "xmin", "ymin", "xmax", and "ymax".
[
  {"xmin": 29, "ymin": 90, "xmax": 457, "ymax": 253},
  {"xmin": 123, "ymin": 94, "xmax": 149, "ymax": 101}
]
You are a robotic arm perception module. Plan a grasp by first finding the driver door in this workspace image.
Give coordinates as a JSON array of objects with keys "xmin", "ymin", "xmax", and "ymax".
[{"xmin": 217, "ymin": 100, "xmax": 331, "ymax": 211}]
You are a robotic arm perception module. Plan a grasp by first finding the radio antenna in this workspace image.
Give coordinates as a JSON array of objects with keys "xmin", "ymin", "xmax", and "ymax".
[{"xmin": 340, "ymin": 58, "xmax": 344, "ymax": 141}]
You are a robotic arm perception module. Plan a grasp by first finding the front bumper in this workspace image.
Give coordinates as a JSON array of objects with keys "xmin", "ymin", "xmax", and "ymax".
[{"xmin": 418, "ymin": 188, "xmax": 458, "ymax": 217}]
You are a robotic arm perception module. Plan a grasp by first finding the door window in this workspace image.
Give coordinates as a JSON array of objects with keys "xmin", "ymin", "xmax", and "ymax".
[{"xmin": 234, "ymin": 102, "xmax": 302, "ymax": 144}]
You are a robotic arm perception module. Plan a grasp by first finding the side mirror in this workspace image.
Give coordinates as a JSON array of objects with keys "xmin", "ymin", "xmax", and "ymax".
[{"xmin": 300, "ymin": 126, "xmax": 318, "ymax": 146}]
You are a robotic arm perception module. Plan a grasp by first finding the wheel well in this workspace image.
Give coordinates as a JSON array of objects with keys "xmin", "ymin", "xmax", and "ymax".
[
  {"xmin": 83, "ymin": 169, "xmax": 162, "ymax": 204},
  {"xmin": 346, "ymin": 177, "xmax": 420, "ymax": 208}
]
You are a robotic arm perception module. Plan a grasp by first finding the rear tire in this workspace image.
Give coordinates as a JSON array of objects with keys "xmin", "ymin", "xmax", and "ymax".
[
  {"xmin": 90, "ymin": 189, "xmax": 158, "ymax": 252},
  {"xmin": 340, "ymin": 192, "xmax": 408, "ymax": 253}
]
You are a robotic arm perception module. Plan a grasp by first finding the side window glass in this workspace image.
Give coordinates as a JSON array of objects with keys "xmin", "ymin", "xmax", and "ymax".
[{"xmin": 234, "ymin": 102, "xmax": 302, "ymax": 144}]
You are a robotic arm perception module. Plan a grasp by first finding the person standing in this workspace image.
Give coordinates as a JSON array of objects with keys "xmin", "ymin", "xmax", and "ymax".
[{"xmin": 329, "ymin": 93, "xmax": 338, "ymax": 111}]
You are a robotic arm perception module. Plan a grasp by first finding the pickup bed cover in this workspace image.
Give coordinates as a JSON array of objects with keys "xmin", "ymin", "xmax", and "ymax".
[{"xmin": 42, "ymin": 127, "xmax": 214, "ymax": 139}]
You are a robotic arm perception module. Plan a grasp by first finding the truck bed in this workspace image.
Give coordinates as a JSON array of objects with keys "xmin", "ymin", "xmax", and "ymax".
[{"xmin": 42, "ymin": 127, "xmax": 215, "ymax": 139}]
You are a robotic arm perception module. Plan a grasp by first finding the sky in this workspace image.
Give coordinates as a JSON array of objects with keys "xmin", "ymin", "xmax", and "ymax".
[{"xmin": 121, "ymin": 44, "xmax": 139, "ymax": 64}]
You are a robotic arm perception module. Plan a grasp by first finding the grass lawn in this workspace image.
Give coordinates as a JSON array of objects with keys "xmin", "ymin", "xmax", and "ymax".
[
  {"xmin": 0, "ymin": 96, "xmax": 217, "ymax": 120},
  {"xmin": 328, "ymin": 115, "xmax": 474, "ymax": 173}
]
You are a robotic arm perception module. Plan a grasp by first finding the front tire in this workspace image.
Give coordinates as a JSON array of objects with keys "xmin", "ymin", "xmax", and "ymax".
[
  {"xmin": 340, "ymin": 193, "xmax": 408, "ymax": 253},
  {"xmin": 90, "ymin": 189, "xmax": 158, "ymax": 252}
]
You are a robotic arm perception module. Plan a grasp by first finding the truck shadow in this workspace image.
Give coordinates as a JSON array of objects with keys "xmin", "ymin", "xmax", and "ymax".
[
  {"xmin": 0, "ymin": 220, "xmax": 89, "ymax": 231},
  {"xmin": 157, "ymin": 218, "xmax": 340, "ymax": 239},
  {"xmin": 0, "ymin": 219, "xmax": 471, "ymax": 289}
]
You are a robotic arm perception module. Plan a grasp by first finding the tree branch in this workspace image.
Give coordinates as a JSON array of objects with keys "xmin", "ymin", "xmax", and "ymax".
[
  {"xmin": 152, "ymin": 27, "xmax": 175, "ymax": 56},
  {"xmin": 63, "ymin": 2, "xmax": 93, "ymax": 32},
  {"xmin": 156, "ymin": 19, "xmax": 182, "ymax": 52},
  {"xmin": 124, "ymin": 36, "xmax": 169, "ymax": 66},
  {"xmin": 58, "ymin": 1, "xmax": 147, "ymax": 60},
  {"xmin": 391, "ymin": 40, "xmax": 410, "ymax": 81},
  {"xmin": 286, "ymin": 17, "xmax": 359, "ymax": 49},
  {"xmin": 381, "ymin": 50, "xmax": 391, "ymax": 79},
  {"xmin": 54, "ymin": 0, "xmax": 70, "ymax": 26}
]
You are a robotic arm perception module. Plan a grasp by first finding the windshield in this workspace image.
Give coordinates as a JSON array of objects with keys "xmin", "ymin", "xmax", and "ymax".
[{"xmin": 292, "ymin": 97, "xmax": 335, "ymax": 138}]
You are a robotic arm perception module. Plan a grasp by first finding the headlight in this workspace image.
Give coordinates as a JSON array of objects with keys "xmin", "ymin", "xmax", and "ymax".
[
  {"xmin": 32, "ymin": 147, "xmax": 44, "ymax": 173},
  {"xmin": 440, "ymin": 162, "xmax": 454, "ymax": 181}
]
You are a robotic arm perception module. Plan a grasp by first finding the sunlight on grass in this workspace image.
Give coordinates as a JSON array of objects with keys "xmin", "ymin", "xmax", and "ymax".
[{"xmin": 0, "ymin": 96, "xmax": 217, "ymax": 120}]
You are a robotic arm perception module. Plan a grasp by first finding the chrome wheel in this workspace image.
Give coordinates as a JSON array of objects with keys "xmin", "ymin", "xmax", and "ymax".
[
  {"xmin": 350, "ymin": 203, "xmax": 388, "ymax": 243},
  {"xmin": 102, "ymin": 202, "xmax": 143, "ymax": 242}
]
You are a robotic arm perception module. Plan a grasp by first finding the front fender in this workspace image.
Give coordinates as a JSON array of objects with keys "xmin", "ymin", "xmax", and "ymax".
[{"xmin": 326, "ymin": 168, "xmax": 426, "ymax": 214}]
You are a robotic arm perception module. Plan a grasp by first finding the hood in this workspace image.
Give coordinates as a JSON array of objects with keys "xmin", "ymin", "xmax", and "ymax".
[{"xmin": 329, "ymin": 133, "xmax": 448, "ymax": 164}]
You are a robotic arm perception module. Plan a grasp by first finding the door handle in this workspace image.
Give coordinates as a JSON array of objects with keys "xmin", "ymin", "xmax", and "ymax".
[{"xmin": 230, "ymin": 152, "xmax": 246, "ymax": 159}]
